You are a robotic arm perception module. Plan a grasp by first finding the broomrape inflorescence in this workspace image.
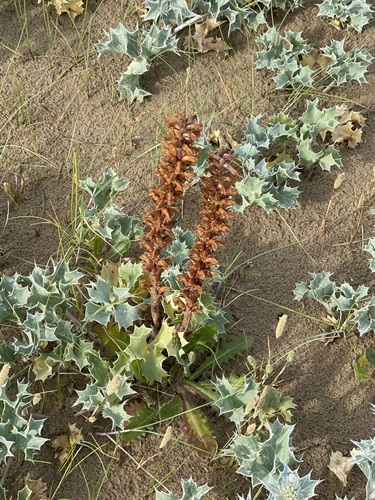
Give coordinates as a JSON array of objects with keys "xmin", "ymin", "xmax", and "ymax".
[
  {"xmin": 140, "ymin": 114, "xmax": 203, "ymax": 329},
  {"xmin": 140, "ymin": 114, "xmax": 239, "ymax": 337},
  {"xmin": 178, "ymin": 149, "xmax": 238, "ymax": 333}
]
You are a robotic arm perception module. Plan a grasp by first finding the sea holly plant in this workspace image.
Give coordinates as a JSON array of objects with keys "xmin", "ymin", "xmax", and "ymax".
[
  {"xmin": 255, "ymin": 26, "xmax": 373, "ymax": 91},
  {"xmin": 0, "ymin": 364, "xmax": 47, "ymax": 467},
  {"xmin": 212, "ymin": 373, "xmax": 296, "ymax": 431},
  {"xmin": 96, "ymin": 24, "xmax": 179, "ymax": 102},
  {"xmin": 317, "ymin": 0, "xmax": 374, "ymax": 33},
  {"xmin": 219, "ymin": 419, "xmax": 321, "ymax": 498},
  {"xmin": 233, "ymin": 98, "xmax": 348, "ymax": 211},
  {"xmin": 77, "ymin": 168, "xmax": 142, "ymax": 261},
  {"xmin": 155, "ymin": 478, "xmax": 213, "ymax": 500},
  {"xmin": 294, "ymin": 271, "xmax": 375, "ymax": 337},
  {"xmin": 0, "ymin": 115, "xmax": 246, "ymax": 446},
  {"xmin": 97, "ymin": 0, "xmax": 304, "ymax": 102}
]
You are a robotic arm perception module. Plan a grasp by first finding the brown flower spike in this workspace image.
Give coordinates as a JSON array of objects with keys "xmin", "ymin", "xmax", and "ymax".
[
  {"xmin": 178, "ymin": 149, "xmax": 238, "ymax": 334},
  {"xmin": 140, "ymin": 114, "xmax": 203, "ymax": 329}
]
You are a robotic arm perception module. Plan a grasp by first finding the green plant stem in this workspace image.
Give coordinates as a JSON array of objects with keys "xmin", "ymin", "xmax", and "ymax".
[{"xmin": 0, "ymin": 456, "xmax": 13, "ymax": 489}]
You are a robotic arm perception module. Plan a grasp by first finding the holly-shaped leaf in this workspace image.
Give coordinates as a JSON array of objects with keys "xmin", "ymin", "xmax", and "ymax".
[{"xmin": 125, "ymin": 325, "xmax": 168, "ymax": 383}]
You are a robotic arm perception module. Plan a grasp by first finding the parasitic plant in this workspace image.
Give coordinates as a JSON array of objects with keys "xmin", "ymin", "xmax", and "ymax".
[
  {"xmin": 140, "ymin": 115, "xmax": 239, "ymax": 340},
  {"xmin": 140, "ymin": 114, "xmax": 203, "ymax": 331},
  {"xmin": 177, "ymin": 149, "xmax": 238, "ymax": 335}
]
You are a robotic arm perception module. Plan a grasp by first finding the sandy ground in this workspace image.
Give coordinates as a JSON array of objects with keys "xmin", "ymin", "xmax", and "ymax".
[{"xmin": 1, "ymin": 0, "xmax": 375, "ymax": 498}]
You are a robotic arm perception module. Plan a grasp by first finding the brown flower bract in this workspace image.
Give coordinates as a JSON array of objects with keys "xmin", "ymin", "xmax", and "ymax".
[
  {"xmin": 140, "ymin": 114, "xmax": 203, "ymax": 328},
  {"xmin": 178, "ymin": 150, "xmax": 238, "ymax": 332}
]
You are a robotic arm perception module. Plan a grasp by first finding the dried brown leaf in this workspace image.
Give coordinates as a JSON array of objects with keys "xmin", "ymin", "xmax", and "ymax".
[
  {"xmin": 25, "ymin": 475, "xmax": 49, "ymax": 500},
  {"xmin": 321, "ymin": 107, "xmax": 365, "ymax": 149},
  {"xmin": 52, "ymin": 0, "xmax": 84, "ymax": 19},
  {"xmin": 332, "ymin": 123, "xmax": 363, "ymax": 149},
  {"xmin": 51, "ymin": 423, "xmax": 84, "ymax": 463},
  {"xmin": 186, "ymin": 16, "xmax": 228, "ymax": 56},
  {"xmin": 328, "ymin": 450, "xmax": 354, "ymax": 486},
  {"xmin": 301, "ymin": 49, "xmax": 332, "ymax": 70}
]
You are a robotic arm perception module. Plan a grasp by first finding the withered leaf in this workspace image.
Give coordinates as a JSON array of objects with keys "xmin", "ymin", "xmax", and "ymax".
[
  {"xmin": 300, "ymin": 49, "xmax": 332, "ymax": 70},
  {"xmin": 185, "ymin": 16, "xmax": 228, "ymax": 56},
  {"xmin": 332, "ymin": 123, "xmax": 363, "ymax": 149},
  {"xmin": 51, "ymin": 423, "xmax": 84, "ymax": 463},
  {"xmin": 328, "ymin": 450, "xmax": 354, "ymax": 486},
  {"xmin": 321, "ymin": 106, "xmax": 366, "ymax": 149},
  {"xmin": 25, "ymin": 475, "xmax": 49, "ymax": 500}
]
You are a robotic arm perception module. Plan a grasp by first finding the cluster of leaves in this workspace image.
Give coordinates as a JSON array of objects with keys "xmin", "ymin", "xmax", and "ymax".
[
  {"xmin": 77, "ymin": 169, "xmax": 142, "ymax": 261},
  {"xmin": 234, "ymin": 98, "xmax": 347, "ymax": 211},
  {"xmin": 317, "ymin": 0, "xmax": 374, "ymax": 33},
  {"xmin": 96, "ymin": 24, "xmax": 179, "ymax": 102},
  {"xmin": 157, "ymin": 420, "xmax": 321, "ymax": 499},
  {"xmin": 212, "ymin": 373, "xmax": 295, "ymax": 431},
  {"xmin": 0, "ymin": 369, "xmax": 47, "ymax": 470},
  {"xmin": 256, "ymin": 27, "xmax": 373, "ymax": 90},
  {"xmin": 294, "ymin": 271, "xmax": 375, "ymax": 336},
  {"xmin": 293, "ymin": 211, "xmax": 375, "ymax": 382},
  {"xmin": 96, "ymin": 0, "xmax": 303, "ymax": 102},
  {"xmin": 0, "ymin": 259, "xmax": 137, "ymax": 429}
]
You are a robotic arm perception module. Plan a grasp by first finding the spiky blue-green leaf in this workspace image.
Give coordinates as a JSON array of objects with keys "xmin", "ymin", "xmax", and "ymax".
[
  {"xmin": 13, "ymin": 312, "xmax": 58, "ymax": 355},
  {"xmin": 256, "ymin": 27, "xmax": 285, "ymax": 69},
  {"xmin": 0, "ymin": 274, "xmax": 30, "ymax": 321},
  {"xmin": 96, "ymin": 23, "xmax": 139, "ymax": 58},
  {"xmin": 262, "ymin": 463, "xmax": 321, "ymax": 499},
  {"xmin": 352, "ymin": 297, "xmax": 375, "ymax": 335},
  {"xmin": 323, "ymin": 40, "xmax": 373, "ymax": 85},
  {"xmin": 144, "ymin": 0, "xmax": 194, "ymax": 25},
  {"xmin": 117, "ymin": 57, "xmax": 151, "ymax": 103},
  {"xmin": 284, "ymin": 30, "xmax": 310, "ymax": 55},
  {"xmin": 141, "ymin": 25, "xmax": 178, "ymax": 61},
  {"xmin": 80, "ymin": 169, "xmax": 129, "ymax": 209},
  {"xmin": 14, "ymin": 416, "xmax": 48, "ymax": 460},
  {"xmin": 155, "ymin": 477, "xmax": 213, "ymax": 500},
  {"xmin": 234, "ymin": 177, "xmax": 277, "ymax": 213},
  {"xmin": 222, "ymin": 420, "xmax": 300, "ymax": 486},
  {"xmin": 318, "ymin": 0, "xmax": 373, "ymax": 32},
  {"xmin": 272, "ymin": 185, "xmax": 300, "ymax": 210},
  {"xmin": 318, "ymin": 145, "xmax": 343, "ymax": 171},
  {"xmin": 74, "ymin": 370, "xmax": 134, "ymax": 429},
  {"xmin": 84, "ymin": 301, "xmax": 112, "ymax": 325},
  {"xmin": 300, "ymin": 99, "xmax": 340, "ymax": 140},
  {"xmin": 114, "ymin": 302, "xmax": 140, "ymax": 330},
  {"xmin": 294, "ymin": 271, "xmax": 337, "ymax": 311},
  {"xmin": 213, "ymin": 375, "xmax": 260, "ymax": 425},
  {"xmin": 63, "ymin": 339, "xmax": 94, "ymax": 370}
]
